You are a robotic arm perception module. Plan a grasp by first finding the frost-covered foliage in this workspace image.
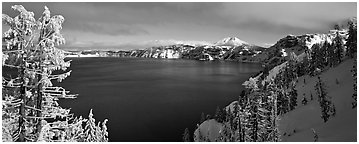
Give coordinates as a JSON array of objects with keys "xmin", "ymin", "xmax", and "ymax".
[
  {"xmin": 2, "ymin": 5, "xmax": 108, "ymax": 142},
  {"xmin": 217, "ymin": 80, "xmax": 281, "ymax": 142}
]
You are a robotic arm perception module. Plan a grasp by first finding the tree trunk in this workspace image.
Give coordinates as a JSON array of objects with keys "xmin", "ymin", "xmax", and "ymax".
[
  {"xmin": 18, "ymin": 67, "xmax": 26, "ymax": 142},
  {"xmin": 36, "ymin": 75, "xmax": 43, "ymax": 135}
]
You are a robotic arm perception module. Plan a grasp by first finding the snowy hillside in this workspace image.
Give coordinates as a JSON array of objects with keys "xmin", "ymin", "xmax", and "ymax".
[
  {"xmin": 192, "ymin": 18, "xmax": 357, "ymax": 141},
  {"xmin": 193, "ymin": 58, "xmax": 356, "ymax": 142},
  {"xmin": 279, "ymin": 58, "xmax": 356, "ymax": 142}
]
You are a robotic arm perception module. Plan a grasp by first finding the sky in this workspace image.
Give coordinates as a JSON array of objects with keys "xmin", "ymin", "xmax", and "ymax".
[{"xmin": 2, "ymin": 2, "xmax": 357, "ymax": 50}]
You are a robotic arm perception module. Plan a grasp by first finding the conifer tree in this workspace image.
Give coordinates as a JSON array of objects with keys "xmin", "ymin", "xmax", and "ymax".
[
  {"xmin": 334, "ymin": 24, "xmax": 340, "ymax": 30},
  {"xmin": 310, "ymin": 93, "xmax": 314, "ymax": 101},
  {"xmin": 333, "ymin": 32, "xmax": 344, "ymax": 65},
  {"xmin": 2, "ymin": 5, "xmax": 108, "ymax": 142},
  {"xmin": 289, "ymin": 87, "xmax": 298, "ymax": 111},
  {"xmin": 345, "ymin": 19, "xmax": 357, "ymax": 58},
  {"xmin": 322, "ymin": 40, "xmax": 330, "ymax": 66},
  {"xmin": 200, "ymin": 112, "xmax": 206, "ymax": 123},
  {"xmin": 302, "ymin": 96, "xmax": 308, "ymax": 105},
  {"xmin": 315, "ymin": 76, "xmax": 336, "ymax": 122},
  {"xmin": 312, "ymin": 128, "xmax": 319, "ymax": 142},
  {"xmin": 182, "ymin": 128, "xmax": 191, "ymax": 142},
  {"xmin": 352, "ymin": 58, "xmax": 357, "ymax": 108},
  {"xmin": 328, "ymin": 42, "xmax": 336, "ymax": 67},
  {"xmin": 309, "ymin": 44, "xmax": 321, "ymax": 75}
]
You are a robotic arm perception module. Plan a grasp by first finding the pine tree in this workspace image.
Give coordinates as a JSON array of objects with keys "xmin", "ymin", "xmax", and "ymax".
[
  {"xmin": 327, "ymin": 42, "xmax": 336, "ymax": 67},
  {"xmin": 200, "ymin": 112, "xmax": 206, "ymax": 123},
  {"xmin": 322, "ymin": 40, "xmax": 330, "ymax": 66},
  {"xmin": 2, "ymin": 5, "xmax": 108, "ymax": 142},
  {"xmin": 352, "ymin": 58, "xmax": 357, "ymax": 108},
  {"xmin": 334, "ymin": 24, "xmax": 340, "ymax": 30},
  {"xmin": 214, "ymin": 106, "xmax": 224, "ymax": 123},
  {"xmin": 83, "ymin": 109, "xmax": 108, "ymax": 142},
  {"xmin": 312, "ymin": 128, "xmax": 319, "ymax": 142},
  {"xmin": 309, "ymin": 44, "xmax": 321, "ymax": 75},
  {"xmin": 315, "ymin": 76, "xmax": 336, "ymax": 122},
  {"xmin": 265, "ymin": 80, "xmax": 281, "ymax": 142},
  {"xmin": 345, "ymin": 19, "xmax": 357, "ymax": 58},
  {"xmin": 302, "ymin": 96, "xmax": 308, "ymax": 105},
  {"xmin": 310, "ymin": 93, "xmax": 314, "ymax": 101},
  {"xmin": 333, "ymin": 32, "xmax": 344, "ymax": 66},
  {"xmin": 289, "ymin": 87, "xmax": 298, "ymax": 111},
  {"xmin": 182, "ymin": 128, "xmax": 191, "ymax": 142}
]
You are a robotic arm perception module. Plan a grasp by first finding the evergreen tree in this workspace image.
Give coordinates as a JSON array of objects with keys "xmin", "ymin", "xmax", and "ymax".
[
  {"xmin": 214, "ymin": 106, "xmax": 225, "ymax": 123},
  {"xmin": 345, "ymin": 20, "xmax": 357, "ymax": 58},
  {"xmin": 289, "ymin": 87, "xmax": 298, "ymax": 111},
  {"xmin": 352, "ymin": 58, "xmax": 357, "ymax": 108},
  {"xmin": 322, "ymin": 40, "xmax": 331, "ymax": 66},
  {"xmin": 315, "ymin": 76, "xmax": 336, "ymax": 122},
  {"xmin": 327, "ymin": 42, "xmax": 336, "ymax": 67},
  {"xmin": 83, "ymin": 109, "xmax": 108, "ymax": 142},
  {"xmin": 334, "ymin": 24, "xmax": 340, "ymax": 30},
  {"xmin": 200, "ymin": 112, "xmax": 206, "ymax": 123},
  {"xmin": 310, "ymin": 93, "xmax": 314, "ymax": 101},
  {"xmin": 302, "ymin": 96, "xmax": 308, "ymax": 105},
  {"xmin": 309, "ymin": 44, "xmax": 322, "ymax": 75},
  {"xmin": 182, "ymin": 128, "xmax": 191, "ymax": 142},
  {"xmin": 312, "ymin": 128, "xmax": 319, "ymax": 142},
  {"xmin": 267, "ymin": 81, "xmax": 281, "ymax": 142},
  {"xmin": 277, "ymin": 91, "xmax": 290, "ymax": 115},
  {"xmin": 333, "ymin": 32, "xmax": 344, "ymax": 66},
  {"xmin": 2, "ymin": 5, "xmax": 108, "ymax": 142}
]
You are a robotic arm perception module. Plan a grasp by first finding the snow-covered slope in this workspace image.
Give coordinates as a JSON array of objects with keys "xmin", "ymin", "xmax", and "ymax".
[
  {"xmin": 194, "ymin": 58, "xmax": 356, "ymax": 142},
  {"xmin": 279, "ymin": 58, "xmax": 356, "ymax": 142},
  {"xmin": 193, "ymin": 119, "xmax": 224, "ymax": 142}
]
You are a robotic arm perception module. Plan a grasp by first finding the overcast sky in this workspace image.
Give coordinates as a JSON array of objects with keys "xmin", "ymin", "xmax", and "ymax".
[{"xmin": 2, "ymin": 2, "xmax": 357, "ymax": 50}]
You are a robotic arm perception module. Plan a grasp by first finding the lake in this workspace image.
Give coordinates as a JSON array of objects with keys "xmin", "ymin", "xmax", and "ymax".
[{"xmin": 58, "ymin": 57, "xmax": 262, "ymax": 142}]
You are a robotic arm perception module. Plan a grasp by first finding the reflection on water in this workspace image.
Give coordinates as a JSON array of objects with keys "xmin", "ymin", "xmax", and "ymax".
[{"xmin": 58, "ymin": 57, "xmax": 262, "ymax": 142}]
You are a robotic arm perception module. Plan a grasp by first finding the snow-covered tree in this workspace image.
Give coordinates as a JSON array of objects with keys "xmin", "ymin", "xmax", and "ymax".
[
  {"xmin": 351, "ymin": 58, "xmax": 357, "ymax": 108},
  {"xmin": 310, "ymin": 44, "xmax": 326, "ymax": 74},
  {"xmin": 2, "ymin": 5, "xmax": 108, "ymax": 142},
  {"xmin": 200, "ymin": 112, "xmax": 206, "ymax": 123},
  {"xmin": 315, "ymin": 76, "xmax": 336, "ymax": 122},
  {"xmin": 288, "ymin": 86, "xmax": 298, "ymax": 111},
  {"xmin": 345, "ymin": 18, "xmax": 357, "ymax": 58},
  {"xmin": 214, "ymin": 106, "xmax": 225, "ymax": 123},
  {"xmin": 182, "ymin": 128, "xmax": 191, "ymax": 142},
  {"xmin": 263, "ymin": 80, "xmax": 281, "ymax": 142},
  {"xmin": 333, "ymin": 32, "xmax": 344, "ymax": 66},
  {"xmin": 302, "ymin": 95, "xmax": 308, "ymax": 105}
]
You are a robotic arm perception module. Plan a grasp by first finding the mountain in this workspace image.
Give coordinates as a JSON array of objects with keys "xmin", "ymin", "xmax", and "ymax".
[
  {"xmin": 215, "ymin": 37, "xmax": 249, "ymax": 46},
  {"xmin": 144, "ymin": 39, "xmax": 213, "ymax": 47}
]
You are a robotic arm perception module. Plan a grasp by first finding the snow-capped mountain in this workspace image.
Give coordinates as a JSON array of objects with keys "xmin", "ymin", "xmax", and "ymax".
[{"xmin": 215, "ymin": 37, "xmax": 250, "ymax": 46}]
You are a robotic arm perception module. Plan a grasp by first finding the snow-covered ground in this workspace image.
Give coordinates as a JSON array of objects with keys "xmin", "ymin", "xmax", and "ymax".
[
  {"xmin": 193, "ymin": 119, "xmax": 224, "ymax": 142},
  {"xmin": 279, "ymin": 58, "xmax": 356, "ymax": 142}
]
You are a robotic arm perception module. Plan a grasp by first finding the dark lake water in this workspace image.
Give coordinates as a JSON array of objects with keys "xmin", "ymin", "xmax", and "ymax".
[{"xmin": 58, "ymin": 57, "xmax": 262, "ymax": 142}]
